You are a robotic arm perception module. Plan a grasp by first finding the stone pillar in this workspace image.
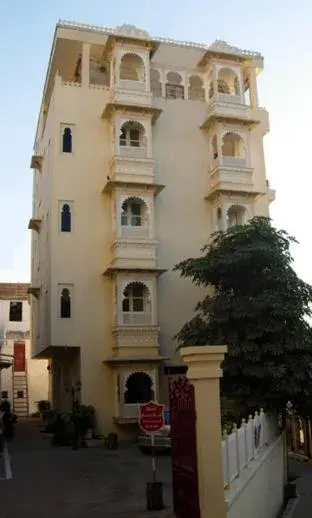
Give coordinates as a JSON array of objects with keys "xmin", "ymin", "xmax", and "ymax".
[
  {"xmin": 81, "ymin": 43, "xmax": 91, "ymax": 87},
  {"xmin": 248, "ymin": 67, "xmax": 259, "ymax": 108},
  {"xmin": 212, "ymin": 63, "xmax": 218, "ymax": 98},
  {"xmin": 180, "ymin": 345, "xmax": 228, "ymax": 518}
]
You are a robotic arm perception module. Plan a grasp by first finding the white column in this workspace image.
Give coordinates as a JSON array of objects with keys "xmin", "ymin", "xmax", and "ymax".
[
  {"xmin": 212, "ymin": 63, "xmax": 218, "ymax": 98},
  {"xmin": 81, "ymin": 43, "xmax": 90, "ymax": 87},
  {"xmin": 144, "ymin": 54, "xmax": 150, "ymax": 92},
  {"xmin": 249, "ymin": 67, "xmax": 259, "ymax": 108}
]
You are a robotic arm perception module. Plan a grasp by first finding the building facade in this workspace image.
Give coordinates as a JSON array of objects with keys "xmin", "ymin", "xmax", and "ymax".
[
  {"xmin": 0, "ymin": 283, "xmax": 48, "ymax": 416},
  {"xmin": 29, "ymin": 21, "xmax": 275, "ymax": 435}
]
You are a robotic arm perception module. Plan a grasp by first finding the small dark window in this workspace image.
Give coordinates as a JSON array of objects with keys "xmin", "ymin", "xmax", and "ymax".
[
  {"xmin": 62, "ymin": 127, "xmax": 72, "ymax": 153},
  {"xmin": 1, "ymin": 391, "xmax": 8, "ymax": 399},
  {"xmin": 60, "ymin": 288, "xmax": 71, "ymax": 318},
  {"xmin": 61, "ymin": 204, "xmax": 71, "ymax": 232},
  {"xmin": 9, "ymin": 301, "xmax": 23, "ymax": 322},
  {"xmin": 17, "ymin": 391, "xmax": 24, "ymax": 399},
  {"xmin": 165, "ymin": 84, "xmax": 184, "ymax": 100}
]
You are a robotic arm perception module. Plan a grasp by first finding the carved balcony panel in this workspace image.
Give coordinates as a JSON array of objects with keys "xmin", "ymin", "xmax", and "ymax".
[
  {"xmin": 108, "ymin": 155, "xmax": 155, "ymax": 185},
  {"xmin": 111, "ymin": 238, "xmax": 157, "ymax": 269},
  {"xmin": 110, "ymin": 86, "xmax": 152, "ymax": 107},
  {"xmin": 207, "ymin": 93, "xmax": 249, "ymax": 120},
  {"xmin": 207, "ymin": 158, "xmax": 255, "ymax": 199}
]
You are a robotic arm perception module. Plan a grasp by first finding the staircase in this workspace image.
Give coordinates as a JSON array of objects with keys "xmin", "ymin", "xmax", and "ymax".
[{"xmin": 12, "ymin": 367, "xmax": 29, "ymax": 418}]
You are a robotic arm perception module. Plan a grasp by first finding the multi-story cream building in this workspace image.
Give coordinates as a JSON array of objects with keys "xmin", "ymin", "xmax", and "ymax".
[
  {"xmin": 0, "ymin": 283, "xmax": 48, "ymax": 416},
  {"xmin": 29, "ymin": 20, "xmax": 275, "ymax": 435}
]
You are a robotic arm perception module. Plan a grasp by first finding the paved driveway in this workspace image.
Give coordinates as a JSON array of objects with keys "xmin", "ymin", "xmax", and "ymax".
[{"xmin": 0, "ymin": 421, "xmax": 174, "ymax": 518}]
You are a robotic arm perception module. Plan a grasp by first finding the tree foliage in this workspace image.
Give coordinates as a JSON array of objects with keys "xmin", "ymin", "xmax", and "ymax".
[{"xmin": 174, "ymin": 217, "xmax": 312, "ymax": 413}]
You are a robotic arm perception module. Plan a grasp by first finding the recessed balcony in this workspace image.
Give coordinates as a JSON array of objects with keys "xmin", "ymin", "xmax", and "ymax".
[
  {"xmin": 207, "ymin": 92, "xmax": 249, "ymax": 120},
  {"xmin": 206, "ymin": 156, "xmax": 254, "ymax": 199},
  {"xmin": 110, "ymin": 83, "xmax": 152, "ymax": 107},
  {"xmin": 119, "ymin": 140, "xmax": 147, "ymax": 159},
  {"xmin": 111, "ymin": 238, "xmax": 157, "ymax": 269}
]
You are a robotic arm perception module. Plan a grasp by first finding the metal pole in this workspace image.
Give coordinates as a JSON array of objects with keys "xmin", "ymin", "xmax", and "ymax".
[{"xmin": 151, "ymin": 434, "xmax": 156, "ymax": 482}]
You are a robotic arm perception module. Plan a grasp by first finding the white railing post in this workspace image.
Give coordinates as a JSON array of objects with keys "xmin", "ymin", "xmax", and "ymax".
[
  {"xmin": 242, "ymin": 418, "xmax": 248, "ymax": 466},
  {"xmin": 223, "ymin": 429, "xmax": 230, "ymax": 489},
  {"xmin": 233, "ymin": 423, "xmax": 240, "ymax": 478},
  {"xmin": 248, "ymin": 414, "xmax": 254, "ymax": 461},
  {"xmin": 260, "ymin": 408, "xmax": 265, "ymax": 447}
]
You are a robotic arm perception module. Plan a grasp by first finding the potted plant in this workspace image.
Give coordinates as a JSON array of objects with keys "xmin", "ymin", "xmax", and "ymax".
[
  {"xmin": 71, "ymin": 404, "xmax": 95, "ymax": 449},
  {"xmin": 37, "ymin": 400, "xmax": 51, "ymax": 420}
]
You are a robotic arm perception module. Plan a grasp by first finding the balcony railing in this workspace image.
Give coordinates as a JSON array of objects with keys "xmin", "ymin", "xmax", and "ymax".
[
  {"xmin": 123, "ymin": 404, "xmax": 139, "ymax": 418},
  {"xmin": 119, "ymin": 143, "xmax": 147, "ymax": 158},
  {"xmin": 121, "ymin": 226, "xmax": 149, "ymax": 239},
  {"xmin": 119, "ymin": 80, "xmax": 146, "ymax": 92},
  {"xmin": 213, "ymin": 156, "xmax": 248, "ymax": 168},
  {"xmin": 121, "ymin": 312, "xmax": 152, "ymax": 326},
  {"xmin": 216, "ymin": 92, "xmax": 243, "ymax": 105}
]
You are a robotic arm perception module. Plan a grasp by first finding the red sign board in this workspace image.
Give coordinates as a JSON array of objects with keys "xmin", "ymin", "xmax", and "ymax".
[{"xmin": 139, "ymin": 400, "xmax": 165, "ymax": 434}]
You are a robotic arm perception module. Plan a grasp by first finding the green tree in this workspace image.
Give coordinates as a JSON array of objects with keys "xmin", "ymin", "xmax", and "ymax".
[{"xmin": 174, "ymin": 217, "xmax": 312, "ymax": 413}]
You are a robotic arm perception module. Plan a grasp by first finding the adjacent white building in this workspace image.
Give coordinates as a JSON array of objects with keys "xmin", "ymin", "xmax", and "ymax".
[{"xmin": 0, "ymin": 283, "xmax": 48, "ymax": 416}]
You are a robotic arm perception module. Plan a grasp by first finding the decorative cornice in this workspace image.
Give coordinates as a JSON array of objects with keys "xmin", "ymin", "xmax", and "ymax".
[
  {"xmin": 201, "ymin": 114, "xmax": 260, "ymax": 131},
  {"xmin": 104, "ymin": 355, "xmax": 169, "ymax": 364},
  {"xmin": 102, "ymin": 179, "xmax": 165, "ymax": 196},
  {"xmin": 102, "ymin": 102, "xmax": 162, "ymax": 123},
  {"xmin": 111, "ymin": 238, "xmax": 158, "ymax": 250},
  {"xmin": 206, "ymin": 188, "xmax": 265, "ymax": 202},
  {"xmin": 103, "ymin": 265, "xmax": 167, "ymax": 277}
]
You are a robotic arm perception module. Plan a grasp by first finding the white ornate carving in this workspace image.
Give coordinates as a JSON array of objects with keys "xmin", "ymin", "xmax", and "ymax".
[
  {"xmin": 58, "ymin": 21, "xmax": 262, "ymax": 57},
  {"xmin": 113, "ymin": 326, "xmax": 159, "ymax": 348},
  {"xmin": 209, "ymin": 40, "xmax": 262, "ymax": 59},
  {"xmin": 115, "ymin": 24, "xmax": 150, "ymax": 40}
]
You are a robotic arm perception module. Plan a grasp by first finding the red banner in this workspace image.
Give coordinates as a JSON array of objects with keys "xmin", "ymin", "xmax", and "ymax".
[{"xmin": 13, "ymin": 341, "xmax": 26, "ymax": 372}]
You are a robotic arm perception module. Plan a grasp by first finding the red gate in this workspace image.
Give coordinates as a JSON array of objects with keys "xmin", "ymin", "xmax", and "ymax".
[{"xmin": 169, "ymin": 376, "xmax": 200, "ymax": 518}]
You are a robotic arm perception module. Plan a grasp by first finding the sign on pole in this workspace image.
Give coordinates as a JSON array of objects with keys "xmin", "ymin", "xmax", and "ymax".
[{"xmin": 139, "ymin": 401, "xmax": 165, "ymax": 483}]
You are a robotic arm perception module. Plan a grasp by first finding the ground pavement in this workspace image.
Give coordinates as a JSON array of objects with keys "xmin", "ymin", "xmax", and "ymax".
[
  {"xmin": 289, "ymin": 458, "xmax": 312, "ymax": 518},
  {"xmin": 0, "ymin": 420, "xmax": 174, "ymax": 518}
]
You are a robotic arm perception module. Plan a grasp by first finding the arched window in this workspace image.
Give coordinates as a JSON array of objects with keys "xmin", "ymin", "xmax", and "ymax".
[
  {"xmin": 212, "ymin": 135, "xmax": 218, "ymax": 160},
  {"xmin": 218, "ymin": 68, "xmax": 240, "ymax": 96},
  {"xmin": 119, "ymin": 121, "xmax": 145, "ymax": 148},
  {"xmin": 150, "ymin": 69, "xmax": 162, "ymax": 97},
  {"xmin": 60, "ymin": 288, "xmax": 71, "ymax": 318},
  {"xmin": 222, "ymin": 132, "xmax": 245, "ymax": 158},
  {"xmin": 216, "ymin": 207, "xmax": 223, "ymax": 231},
  {"xmin": 124, "ymin": 372, "xmax": 154, "ymax": 404},
  {"xmin": 119, "ymin": 53, "xmax": 145, "ymax": 82},
  {"xmin": 166, "ymin": 71, "xmax": 184, "ymax": 100},
  {"xmin": 122, "ymin": 282, "xmax": 150, "ymax": 313},
  {"xmin": 121, "ymin": 197, "xmax": 147, "ymax": 227},
  {"xmin": 61, "ymin": 204, "xmax": 71, "ymax": 232},
  {"xmin": 188, "ymin": 75, "xmax": 205, "ymax": 101},
  {"xmin": 208, "ymin": 82, "xmax": 214, "ymax": 99},
  {"xmin": 227, "ymin": 205, "xmax": 246, "ymax": 228},
  {"xmin": 62, "ymin": 127, "xmax": 72, "ymax": 153}
]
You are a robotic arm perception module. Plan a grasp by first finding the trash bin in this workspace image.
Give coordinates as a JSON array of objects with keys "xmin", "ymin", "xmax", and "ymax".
[{"xmin": 107, "ymin": 432, "xmax": 118, "ymax": 450}]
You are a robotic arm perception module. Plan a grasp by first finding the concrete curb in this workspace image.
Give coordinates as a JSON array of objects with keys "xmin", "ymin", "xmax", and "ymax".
[{"xmin": 282, "ymin": 496, "xmax": 300, "ymax": 518}]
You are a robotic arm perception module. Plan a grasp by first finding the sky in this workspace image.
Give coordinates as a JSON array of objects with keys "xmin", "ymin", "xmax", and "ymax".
[{"xmin": 0, "ymin": 0, "xmax": 312, "ymax": 283}]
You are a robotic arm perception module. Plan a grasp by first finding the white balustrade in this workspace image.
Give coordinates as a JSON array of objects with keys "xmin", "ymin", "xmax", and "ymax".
[
  {"xmin": 221, "ymin": 410, "xmax": 278, "ymax": 488},
  {"xmin": 119, "ymin": 145, "xmax": 147, "ymax": 158},
  {"xmin": 119, "ymin": 80, "xmax": 146, "ymax": 91},
  {"xmin": 123, "ymin": 404, "xmax": 138, "ymax": 418},
  {"xmin": 121, "ymin": 225, "xmax": 149, "ymax": 239},
  {"xmin": 217, "ymin": 92, "xmax": 242, "ymax": 105},
  {"xmin": 221, "ymin": 156, "xmax": 247, "ymax": 168},
  {"xmin": 122, "ymin": 312, "xmax": 152, "ymax": 326}
]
